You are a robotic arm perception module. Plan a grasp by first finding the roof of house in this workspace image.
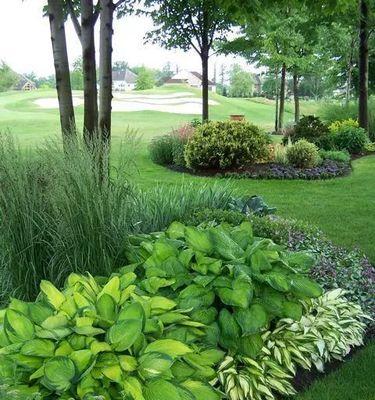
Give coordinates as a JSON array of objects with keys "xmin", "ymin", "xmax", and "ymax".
[
  {"xmin": 188, "ymin": 71, "xmax": 215, "ymax": 86},
  {"xmin": 165, "ymin": 78, "xmax": 188, "ymax": 84},
  {"xmin": 14, "ymin": 75, "xmax": 36, "ymax": 90},
  {"xmin": 112, "ymin": 69, "xmax": 137, "ymax": 84}
]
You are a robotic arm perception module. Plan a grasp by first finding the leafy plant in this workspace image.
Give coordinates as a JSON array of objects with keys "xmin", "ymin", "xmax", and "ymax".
[
  {"xmin": 283, "ymin": 115, "xmax": 331, "ymax": 149},
  {"xmin": 228, "ymin": 195, "xmax": 277, "ymax": 216},
  {"xmin": 273, "ymin": 143, "xmax": 289, "ymax": 165},
  {"xmin": 334, "ymin": 125, "xmax": 368, "ymax": 154},
  {"xmin": 0, "ymin": 273, "xmax": 223, "ymax": 399},
  {"xmin": 318, "ymin": 149, "xmax": 351, "ymax": 163},
  {"xmin": 286, "ymin": 140, "xmax": 320, "ymax": 168},
  {"xmin": 329, "ymin": 118, "xmax": 359, "ymax": 134},
  {"xmin": 184, "ymin": 121, "xmax": 271, "ymax": 170},
  {"xmin": 149, "ymin": 135, "xmax": 176, "ymax": 165},
  {"xmin": 364, "ymin": 142, "xmax": 375, "ymax": 153}
]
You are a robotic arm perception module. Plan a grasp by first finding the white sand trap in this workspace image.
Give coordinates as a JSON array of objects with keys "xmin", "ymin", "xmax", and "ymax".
[
  {"xmin": 34, "ymin": 97, "xmax": 83, "ymax": 109},
  {"xmin": 34, "ymin": 92, "xmax": 219, "ymax": 115}
]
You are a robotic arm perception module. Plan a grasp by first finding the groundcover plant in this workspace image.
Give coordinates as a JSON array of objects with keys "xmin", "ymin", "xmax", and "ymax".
[{"xmin": 0, "ymin": 222, "xmax": 368, "ymax": 400}]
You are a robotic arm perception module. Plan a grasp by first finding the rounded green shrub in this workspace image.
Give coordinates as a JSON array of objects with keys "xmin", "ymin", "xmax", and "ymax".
[
  {"xmin": 286, "ymin": 140, "xmax": 320, "ymax": 168},
  {"xmin": 334, "ymin": 126, "xmax": 368, "ymax": 154},
  {"xmin": 184, "ymin": 121, "xmax": 270, "ymax": 170},
  {"xmin": 318, "ymin": 149, "xmax": 351, "ymax": 163},
  {"xmin": 283, "ymin": 115, "xmax": 332, "ymax": 149},
  {"xmin": 329, "ymin": 118, "xmax": 359, "ymax": 134}
]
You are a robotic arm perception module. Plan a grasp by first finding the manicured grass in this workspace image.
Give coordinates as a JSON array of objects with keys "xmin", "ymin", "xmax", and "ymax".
[
  {"xmin": 295, "ymin": 341, "xmax": 375, "ymax": 400},
  {"xmin": 1, "ymin": 87, "xmax": 375, "ymax": 262}
]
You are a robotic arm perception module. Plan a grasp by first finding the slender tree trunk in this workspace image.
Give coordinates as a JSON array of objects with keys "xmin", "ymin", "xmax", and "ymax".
[
  {"xmin": 274, "ymin": 67, "xmax": 279, "ymax": 133},
  {"xmin": 81, "ymin": 0, "xmax": 98, "ymax": 142},
  {"xmin": 359, "ymin": 0, "xmax": 369, "ymax": 131},
  {"xmin": 47, "ymin": 0, "xmax": 76, "ymax": 144},
  {"xmin": 201, "ymin": 51, "xmax": 209, "ymax": 122},
  {"xmin": 293, "ymin": 72, "xmax": 300, "ymax": 123},
  {"xmin": 278, "ymin": 62, "xmax": 286, "ymax": 131},
  {"xmin": 99, "ymin": 0, "xmax": 114, "ymax": 145}
]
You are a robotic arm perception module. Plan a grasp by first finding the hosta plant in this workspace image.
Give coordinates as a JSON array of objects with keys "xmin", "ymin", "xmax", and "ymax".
[
  {"xmin": 0, "ymin": 273, "xmax": 224, "ymax": 400},
  {"xmin": 216, "ymin": 289, "xmax": 369, "ymax": 400}
]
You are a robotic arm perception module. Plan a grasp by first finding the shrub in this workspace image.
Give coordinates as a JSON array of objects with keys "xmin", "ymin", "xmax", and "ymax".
[
  {"xmin": 329, "ymin": 118, "xmax": 359, "ymax": 134},
  {"xmin": 149, "ymin": 135, "xmax": 175, "ymax": 165},
  {"xmin": 273, "ymin": 143, "xmax": 289, "ymax": 164},
  {"xmin": 318, "ymin": 149, "xmax": 351, "ymax": 163},
  {"xmin": 286, "ymin": 140, "xmax": 320, "ymax": 168},
  {"xmin": 365, "ymin": 142, "xmax": 375, "ymax": 153},
  {"xmin": 184, "ymin": 120, "xmax": 270, "ymax": 170},
  {"xmin": 284, "ymin": 115, "xmax": 332, "ymax": 149},
  {"xmin": 334, "ymin": 125, "xmax": 368, "ymax": 154}
]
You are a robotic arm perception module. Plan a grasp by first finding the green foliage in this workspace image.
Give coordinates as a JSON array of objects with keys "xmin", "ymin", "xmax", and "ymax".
[
  {"xmin": 273, "ymin": 143, "xmax": 289, "ymax": 165},
  {"xmin": 0, "ymin": 62, "xmax": 18, "ymax": 92},
  {"xmin": 329, "ymin": 118, "xmax": 359, "ymax": 134},
  {"xmin": 0, "ymin": 273, "xmax": 223, "ymax": 399},
  {"xmin": 286, "ymin": 140, "xmax": 320, "ymax": 168},
  {"xmin": 135, "ymin": 67, "xmax": 155, "ymax": 91},
  {"xmin": 228, "ymin": 64, "xmax": 254, "ymax": 98},
  {"xmin": 286, "ymin": 115, "xmax": 331, "ymax": 149},
  {"xmin": 334, "ymin": 125, "xmax": 368, "ymax": 154},
  {"xmin": 217, "ymin": 289, "xmax": 368, "ymax": 400},
  {"xmin": 149, "ymin": 135, "xmax": 175, "ymax": 165},
  {"xmin": 318, "ymin": 149, "xmax": 351, "ymax": 163},
  {"xmin": 185, "ymin": 121, "xmax": 271, "ymax": 170}
]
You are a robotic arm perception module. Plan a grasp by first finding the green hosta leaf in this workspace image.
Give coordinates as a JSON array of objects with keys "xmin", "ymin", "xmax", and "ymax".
[
  {"xmin": 138, "ymin": 352, "xmax": 174, "ymax": 379},
  {"xmin": 107, "ymin": 319, "xmax": 142, "ymax": 351},
  {"xmin": 40, "ymin": 281, "xmax": 66, "ymax": 310},
  {"xmin": 41, "ymin": 313, "xmax": 69, "ymax": 330},
  {"xmin": 98, "ymin": 276, "xmax": 121, "ymax": 304},
  {"xmin": 20, "ymin": 339, "xmax": 55, "ymax": 358},
  {"xmin": 238, "ymin": 333, "xmax": 263, "ymax": 358},
  {"xmin": 286, "ymin": 252, "xmax": 315, "ymax": 272},
  {"xmin": 235, "ymin": 304, "xmax": 268, "ymax": 335},
  {"xmin": 41, "ymin": 356, "xmax": 76, "ymax": 392},
  {"xmin": 218, "ymin": 309, "xmax": 240, "ymax": 350},
  {"xmin": 122, "ymin": 376, "xmax": 145, "ymax": 400},
  {"xmin": 74, "ymin": 317, "xmax": 105, "ymax": 336},
  {"xmin": 250, "ymin": 249, "xmax": 273, "ymax": 273},
  {"xmin": 144, "ymin": 339, "xmax": 192, "ymax": 358},
  {"xmin": 120, "ymin": 272, "xmax": 137, "ymax": 289},
  {"xmin": 283, "ymin": 301, "xmax": 303, "ymax": 320},
  {"xmin": 118, "ymin": 302, "xmax": 145, "ymax": 324},
  {"xmin": 96, "ymin": 293, "xmax": 117, "ymax": 324},
  {"xmin": 90, "ymin": 340, "xmax": 111, "ymax": 355},
  {"xmin": 210, "ymin": 226, "xmax": 244, "ymax": 260},
  {"xmin": 149, "ymin": 296, "xmax": 176, "ymax": 313},
  {"xmin": 166, "ymin": 221, "xmax": 186, "ymax": 239},
  {"xmin": 230, "ymin": 221, "xmax": 253, "ymax": 250},
  {"xmin": 185, "ymin": 227, "xmax": 213, "ymax": 255},
  {"xmin": 4, "ymin": 309, "xmax": 34, "ymax": 343},
  {"xmin": 258, "ymin": 286, "xmax": 285, "ymax": 316},
  {"xmin": 191, "ymin": 307, "xmax": 217, "ymax": 325},
  {"xmin": 181, "ymin": 380, "xmax": 221, "ymax": 400},
  {"xmin": 28, "ymin": 303, "xmax": 54, "ymax": 325},
  {"xmin": 264, "ymin": 272, "xmax": 291, "ymax": 292},
  {"xmin": 0, "ymin": 355, "xmax": 16, "ymax": 379},
  {"xmin": 70, "ymin": 349, "xmax": 93, "ymax": 377},
  {"xmin": 119, "ymin": 355, "xmax": 138, "ymax": 372},
  {"xmin": 216, "ymin": 273, "xmax": 253, "ymax": 309},
  {"xmin": 144, "ymin": 379, "xmax": 182, "ymax": 400},
  {"xmin": 290, "ymin": 275, "xmax": 323, "ymax": 298},
  {"xmin": 142, "ymin": 277, "xmax": 176, "ymax": 294},
  {"xmin": 178, "ymin": 284, "xmax": 215, "ymax": 309},
  {"xmin": 184, "ymin": 348, "xmax": 225, "ymax": 367},
  {"xmin": 77, "ymin": 373, "xmax": 100, "ymax": 399},
  {"xmin": 10, "ymin": 353, "xmax": 43, "ymax": 370}
]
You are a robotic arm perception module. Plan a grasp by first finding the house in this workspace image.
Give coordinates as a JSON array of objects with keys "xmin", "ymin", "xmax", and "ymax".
[
  {"xmin": 165, "ymin": 70, "xmax": 216, "ymax": 92},
  {"xmin": 15, "ymin": 75, "xmax": 36, "ymax": 91},
  {"xmin": 112, "ymin": 69, "xmax": 137, "ymax": 91}
]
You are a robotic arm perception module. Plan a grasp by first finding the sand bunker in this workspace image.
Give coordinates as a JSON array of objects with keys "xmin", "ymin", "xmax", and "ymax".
[{"xmin": 34, "ymin": 92, "xmax": 219, "ymax": 115}]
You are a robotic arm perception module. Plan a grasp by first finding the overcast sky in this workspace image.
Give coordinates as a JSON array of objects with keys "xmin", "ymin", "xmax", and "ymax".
[{"xmin": 0, "ymin": 0, "xmax": 257, "ymax": 79}]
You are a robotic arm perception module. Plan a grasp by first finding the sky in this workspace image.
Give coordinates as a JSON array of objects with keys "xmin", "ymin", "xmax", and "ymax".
[{"xmin": 0, "ymin": 0, "xmax": 257, "ymax": 79}]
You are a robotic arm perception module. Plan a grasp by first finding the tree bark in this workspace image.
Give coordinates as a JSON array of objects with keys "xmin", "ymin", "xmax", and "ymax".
[
  {"xmin": 81, "ymin": 0, "xmax": 99, "ymax": 142},
  {"xmin": 293, "ymin": 72, "xmax": 300, "ymax": 123},
  {"xmin": 278, "ymin": 62, "xmax": 286, "ymax": 131},
  {"xmin": 274, "ymin": 67, "xmax": 279, "ymax": 133},
  {"xmin": 359, "ymin": 0, "xmax": 369, "ymax": 131},
  {"xmin": 99, "ymin": 0, "xmax": 114, "ymax": 145},
  {"xmin": 47, "ymin": 0, "xmax": 76, "ymax": 144},
  {"xmin": 201, "ymin": 50, "xmax": 209, "ymax": 122}
]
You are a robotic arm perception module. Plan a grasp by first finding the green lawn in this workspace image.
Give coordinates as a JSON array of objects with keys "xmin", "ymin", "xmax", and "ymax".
[
  {"xmin": 295, "ymin": 341, "xmax": 375, "ymax": 400},
  {"xmin": 0, "ymin": 87, "xmax": 375, "ymax": 261}
]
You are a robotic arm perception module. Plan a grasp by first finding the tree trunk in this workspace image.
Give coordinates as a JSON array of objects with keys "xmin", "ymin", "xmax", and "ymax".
[
  {"xmin": 201, "ymin": 50, "xmax": 209, "ymax": 122},
  {"xmin": 293, "ymin": 72, "xmax": 300, "ymax": 123},
  {"xmin": 99, "ymin": 0, "xmax": 114, "ymax": 146},
  {"xmin": 274, "ymin": 67, "xmax": 279, "ymax": 133},
  {"xmin": 359, "ymin": 0, "xmax": 369, "ymax": 131},
  {"xmin": 47, "ymin": 0, "xmax": 76, "ymax": 144},
  {"xmin": 81, "ymin": 0, "xmax": 98, "ymax": 142},
  {"xmin": 278, "ymin": 63, "xmax": 286, "ymax": 131}
]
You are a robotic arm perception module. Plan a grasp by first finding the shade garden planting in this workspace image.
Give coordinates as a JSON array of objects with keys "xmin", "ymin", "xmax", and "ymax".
[
  {"xmin": 0, "ymin": 218, "xmax": 371, "ymax": 400},
  {"xmin": 150, "ymin": 116, "xmax": 375, "ymax": 180}
]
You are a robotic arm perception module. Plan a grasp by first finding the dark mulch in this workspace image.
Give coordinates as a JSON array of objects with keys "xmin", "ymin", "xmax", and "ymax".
[{"xmin": 168, "ymin": 160, "xmax": 351, "ymax": 180}]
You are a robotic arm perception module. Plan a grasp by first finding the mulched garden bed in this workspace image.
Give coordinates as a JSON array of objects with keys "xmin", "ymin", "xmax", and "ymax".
[{"xmin": 168, "ymin": 160, "xmax": 351, "ymax": 180}]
